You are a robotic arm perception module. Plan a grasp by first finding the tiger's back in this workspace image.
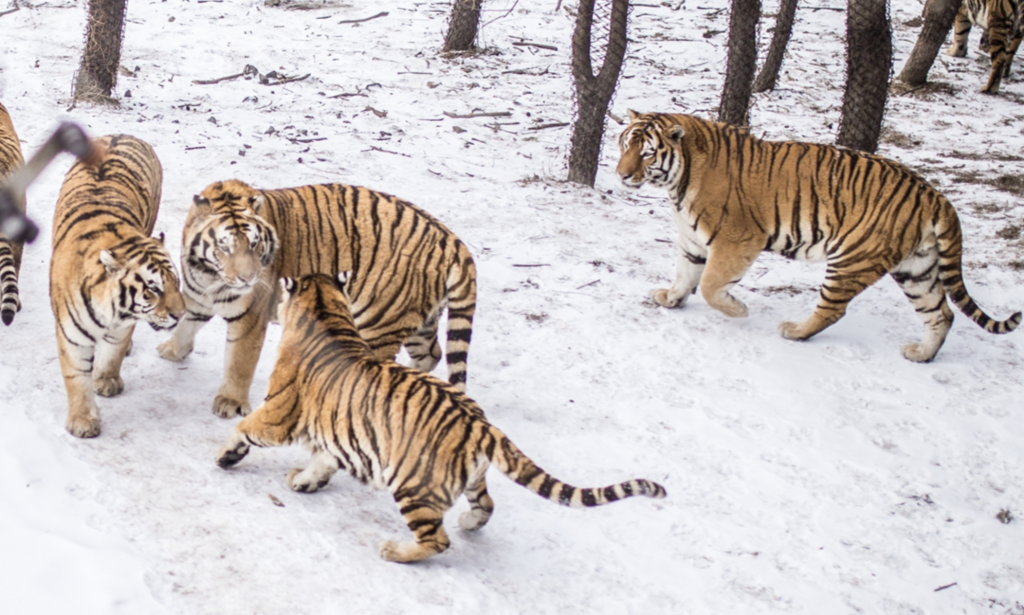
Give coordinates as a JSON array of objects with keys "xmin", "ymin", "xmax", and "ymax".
[
  {"xmin": 0, "ymin": 101, "xmax": 26, "ymax": 325},
  {"xmin": 617, "ymin": 111, "xmax": 1020, "ymax": 362},
  {"xmin": 217, "ymin": 273, "xmax": 664, "ymax": 563}
]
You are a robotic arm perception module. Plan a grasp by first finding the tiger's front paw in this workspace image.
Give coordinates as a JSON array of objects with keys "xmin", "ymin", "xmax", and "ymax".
[
  {"xmin": 900, "ymin": 342, "xmax": 938, "ymax": 363},
  {"xmin": 213, "ymin": 395, "xmax": 251, "ymax": 418},
  {"xmin": 287, "ymin": 468, "xmax": 330, "ymax": 493},
  {"xmin": 778, "ymin": 321, "xmax": 811, "ymax": 341},
  {"xmin": 94, "ymin": 375, "xmax": 124, "ymax": 397},
  {"xmin": 157, "ymin": 338, "xmax": 192, "ymax": 362},
  {"xmin": 946, "ymin": 44, "xmax": 967, "ymax": 58},
  {"xmin": 650, "ymin": 288, "xmax": 683, "ymax": 308},
  {"xmin": 66, "ymin": 414, "xmax": 101, "ymax": 439},
  {"xmin": 216, "ymin": 439, "xmax": 250, "ymax": 468},
  {"xmin": 458, "ymin": 509, "xmax": 491, "ymax": 531}
]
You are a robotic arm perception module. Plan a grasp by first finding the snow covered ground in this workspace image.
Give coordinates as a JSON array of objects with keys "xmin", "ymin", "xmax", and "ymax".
[{"xmin": 3, "ymin": 0, "xmax": 1024, "ymax": 612}]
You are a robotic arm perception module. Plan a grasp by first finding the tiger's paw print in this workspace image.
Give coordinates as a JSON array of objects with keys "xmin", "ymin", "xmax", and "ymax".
[
  {"xmin": 157, "ymin": 338, "xmax": 191, "ymax": 362},
  {"xmin": 94, "ymin": 375, "xmax": 124, "ymax": 398},
  {"xmin": 650, "ymin": 288, "xmax": 683, "ymax": 308},
  {"xmin": 287, "ymin": 468, "xmax": 330, "ymax": 493},
  {"xmin": 212, "ymin": 395, "xmax": 251, "ymax": 418}
]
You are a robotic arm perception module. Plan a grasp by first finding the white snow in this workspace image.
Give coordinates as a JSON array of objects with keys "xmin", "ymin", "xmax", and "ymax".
[{"xmin": 2, "ymin": 0, "xmax": 1024, "ymax": 613}]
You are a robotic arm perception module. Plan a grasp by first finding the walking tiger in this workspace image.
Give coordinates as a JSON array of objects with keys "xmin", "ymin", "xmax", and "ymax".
[
  {"xmin": 216, "ymin": 272, "xmax": 666, "ymax": 563},
  {"xmin": 159, "ymin": 180, "xmax": 477, "ymax": 418},
  {"xmin": 50, "ymin": 135, "xmax": 185, "ymax": 438},
  {"xmin": 946, "ymin": 0, "xmax": 1023, "ymax": 94},
  {"xmin": 616, "ymin": 111, "xmax": 1020, "ymax": 362}
]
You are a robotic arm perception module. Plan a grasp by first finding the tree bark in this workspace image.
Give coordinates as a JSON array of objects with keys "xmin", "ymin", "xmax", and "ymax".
[
  {"xmin": 443, "ymin": 0, "xmax": 482, "ymax": 52},
  {"xmin": 567, "ymin": 0, "xmax": 629, "ymax": 187},
  {"xmin": 752, "ymin": 0, "xmax": 798, "ymax": 93},
  {"xmin": 897, "ymin": 0, "xmax": 959, "ymax": 86},
  {"xmin": 718, "ymin": 0, "xmax": 761, "ymax": 125},
  {"xmin": 837, "ymin": 0, "xmax": 891, "ymax": 153},
  {"xmin": 73, "ymin": 0, "xmax": 127, "ymax": 104}
]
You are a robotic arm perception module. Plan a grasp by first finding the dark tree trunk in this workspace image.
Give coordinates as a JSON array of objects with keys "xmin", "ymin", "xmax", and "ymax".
[
  {"xmin": 567, "ymin": 0, "xmax": 629, "ymax": 187},
  {"xmin": 718, "ymin": 0, "xmax": 761, "ymax": 125},
  {"xmin": 837, "ymin": 0, "xmax": 891, "ymax": 153},
  {"xmin": 73, "ymin": 0, "xmax": 127, "ymax": 104},
  {"xmin": 752, "ymin": 0, "xmax": 798, "ymax": 93},
  {"xmin": 443, "ymin": 0, "xmax": 482, "ymax": 52},
  {"xmin": 897, "ymin": 0, "xmax": 959, "ymax": 86}
]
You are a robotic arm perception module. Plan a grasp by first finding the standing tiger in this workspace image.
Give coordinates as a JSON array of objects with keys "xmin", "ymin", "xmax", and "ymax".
[
  {"xmin": 946, "ymin": 0, "xmax": 1023, "ymax": 93},
  {"xmin": 158, "ymin": 179, "xmax": 477, "ymax": 418},
  {"xmin": 617, "ymin": 111, "xmax": 1021, "ymax": 362},
  {"xmin": 51, "ymin": 135, "xmax": 185, "ymax": 438},
  {"xmin": 0, "ymin": 101, "xmax": 26, "ymax": 326},
  {"xmin": 216, "ymin": 273, "xmax": 665, "ymax": 563}
]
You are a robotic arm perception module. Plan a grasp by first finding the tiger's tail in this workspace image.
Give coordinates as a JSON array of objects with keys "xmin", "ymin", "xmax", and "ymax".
[
  {"xmin": 444, "ymin": 246, "xmax": 476, "ymax": 390},
  {"xmin": 0, "ymin": 235, "xmax": 22, "ymax": 326},
  {"xmin": 488, "ymin": 426, "xmax": 666, "ymax": 508},
  {"xmin": 936, "ymin": 200, "xmax": 1022, "ymax": 334}
]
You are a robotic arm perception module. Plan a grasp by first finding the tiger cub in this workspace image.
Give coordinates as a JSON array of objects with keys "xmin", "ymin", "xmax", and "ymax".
[
  {"xmin": 946, "ymin": 0, "xmax": 1023, "ymax": 93},
  {"xmin": 0, "ymin": 102, "xmax": 26, "ymax": 326},
  {"xmin": 216, "ymin": 273, "xmax": 665, "ymax": 563},
  {"xmin": 51, "ymin": 135, "xmax": 185, "ymax": 438},
  {"xmin": 159, "ymin": 179, "xmax": 477, "ymax": 418},
  {"xmin": 617, "ymin": 111, "xmax": 1021, "ymax": 362}
]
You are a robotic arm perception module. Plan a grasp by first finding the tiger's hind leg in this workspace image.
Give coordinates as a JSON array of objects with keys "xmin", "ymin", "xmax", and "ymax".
[
  {"xmin": 287, "ymin": 448, "xmax": 340, "ymax": 493},
  {"xmin": 380, "ymin": 496, "xmax": 452, "ymax": 563},
  {"xmin": 458, "ymin": 471, "xmax": 495, "ymax": 531},
  {"xmin": 93, "ymin": 324, "xmax": 135, "ymax": 397},
  {"xmin": 983, "ymin": 7, "xmax": 1018, "ymax": 93},
  {"xmin": 403, "ymin": 312, "xmax": 442, "ymax": 374},
  {"xmin": 946, "ymin": 4, "xmax": 973, "ymax": 57},
  {"xmin": 779, "ymin": 262, "xmax": 886, "ymax": 341},
  {"xmin": 698, "ymin": 242, "xmax": 760, "ymax": 318},
  {"xmin": 891, "ymin": 246, "xmax": 954, "ymax": 363}
]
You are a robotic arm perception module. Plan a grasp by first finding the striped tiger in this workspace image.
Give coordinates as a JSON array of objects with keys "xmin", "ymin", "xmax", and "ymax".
[
  {"xmin": 0, "ymin": 102, "xmax": 26, "ymax": 326},
  {"xmin": 216, "ymin": 273, "xmax": 666, "ymax": 563},
  {"xmin": 617, "ymin": 111, "xmax": 1021, "ymax": 362},
  {"xmin": 946, "ymin": 0, "xmax": 1023, "ymax": 93},
  {"xmin": 158, "ymin": 179, "xmax": 477, "ymax": 418},
  {"xmin": 51, "ymin": 135, "xmax": 185, "ymax": 438}
]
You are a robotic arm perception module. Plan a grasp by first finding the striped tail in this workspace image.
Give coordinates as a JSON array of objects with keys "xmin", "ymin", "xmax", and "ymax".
[
  {"xmin": 444, "ymin": 248, "xmax": 476, "ymax": 390},
  {"xmin": 0, "ymin": 236, "xmax": 22, "ymax": 326},
  {"xmin": 937, "ymin": 202, "xmax": 1022, "ymax": 334},
  {"xmin": 488, "ymin": 426, "xmax": 667, "ymax": 508}
]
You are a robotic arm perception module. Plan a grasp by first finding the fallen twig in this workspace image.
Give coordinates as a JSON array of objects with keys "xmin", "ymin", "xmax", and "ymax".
[
  {"xmin": 185, "ymin": 146, "xmax": 206, "ymax": 151},
  {"xmin": 268, "ymin": 494, "xmax": 284, "ymax": 507},
  {"xmin": 933, "ymin": 582, "xmax": 957, "ymax": 592},
  {"xmin": 654, "ymin": 238, "xmax": 673, "ymax": 243},
  {"xmin": 807, "ymin": 5, "xmax": 844, "ymax": 10},
  {"xmin": 364, "ymin": 106, "xmax": 388, "ymax": 118},
  {"xmin": 193, "ymin": 64, "xmax": 259, "ymax": 85},
  {"xmin": 397, "ymin": 71, "xmax": 432, "ymax": 75},
  {"xmin": 443, "ymin": 111, "xmax": 512, "ymax": 119},
  {"xmin": 329, "ymin": 91, "xmax": 367, "ymax": 99},
  {"xmin": 501, "ymin": 67, "xmax": 550, "ymax": 76},
  {"xmin": 576, "ymin": 279, "xmax": 600, "ymax": 290},
  {"xmin": 513, "ymin": 40, "xmax": 558, "ymax": 52},
  {"xmin": 512, "ymin": 264, "xmax": 550, "ymax": 268},
  {"xmin": 0, "ymin": 3, "xmax": 19, "ymax": 18},
  {"xmin": 287, "ymin": 137, "xmax": 327, "ymax": 144},
  {"xmin": 260, "ymin": 71, "xmax": 310, "ymax": 86},
  {"xmin": 527, "ymin": 122, "xmax": 569, "ymax": 131},
  {"xmin": 338, "ymin": 10, "xmax": 388, "ymax": 25},
  {"xmin": 365, "ymin": 145, "xmax": 410, "ymax": 158}
]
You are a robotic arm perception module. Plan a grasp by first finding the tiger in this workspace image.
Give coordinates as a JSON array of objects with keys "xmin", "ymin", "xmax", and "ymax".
[
  {"xmin": 216, "ymin": 272, "xmax": 666, "ymax": 563},
  {"xmin": 50, "ymin": 135, "xmax": 185, "ymax": 438},
  {"xmin": 946, "ymin": 0, "xmax": 1023, "ymax": 93},
  {"xmin": 158, "ymin": 179, "xmax": 477, "ymax": 418},
  {"xmin": 616, "ymin": 111, "xmax": 1021, "ymax": 362},
  {"xmin": 0, "ymin": 101, "xmax": 26, "ymax": 326}
]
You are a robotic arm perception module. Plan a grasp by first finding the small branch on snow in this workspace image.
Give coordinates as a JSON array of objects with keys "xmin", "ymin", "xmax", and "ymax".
[
  {"xmin": 654, "ymin": 238, "xmax": 673, "ymax": 243},
  {"xmin": 287, "ymin": 137, "xmax": 327, "ymax": 144},
  {"xmin": 444, "ymin": 111, "xmax": 512, "ymax": 119},
  {"xmin": 501, "ymin": 67, "xmax": 550, "ymax": 76},
  {"xmin": 365, "ymin": 145, "xmax": 410, "ymax": 158},
  {"xmin": 268, "ymin": 494, "xmax": 285, "ymax": 507},
  {"xmin": 193, "ymin": 64, "xmax": 259, "ymax": 85},
  {"xmin": 512, "ymin": 40, "xmax": 558, "ymax": 52},
  {"xmin": 260, "ymin": 72, "xmax": 310, "ymax": 86},
  {"xmin": 338, "ymin": 11, "xmax": 388, "ymax": 25},
  {"xmin": 512, "ymin": 264, "xmax": 550, "ymax": 268},
  {"xmin": 576, "ymin": 279, "xmax": 600, "ymax": 290},
  {"xmin": 933, "ymin": 582, "xmax": 957, "ymax": 592},
  {"xmin": 363, "ymin": 106, "xmax": 388, "ymax": 118},
  {"xmin": 0, "ymin": 3, "xmax": 19, "ymax": 18},
  {"xmin": 527, "ymin": 122, "xmax": 569, "ymax": 131}
]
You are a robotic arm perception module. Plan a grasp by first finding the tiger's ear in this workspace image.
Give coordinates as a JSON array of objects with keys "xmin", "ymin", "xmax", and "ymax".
[
  {"xmin": 192, "ymin": 195, "xmax": 212, "ymax": 212},
  {"xmin": 627, "ymin": 109, "xmax": 640, "ymax": 122},
  {"xmin": 248, "ymin": 195, "xmax": 265, "ymax": 214},
  {"xmin": 667, "ymin": 125, "xmax": 686, "ymax": 143},
  {"xmin": 280, "ymin": 277, "xmax": 297, "ymax": 296},
  {"xmin": 99, "ymin": 250, "xmax": 123, "ymax": 275}
]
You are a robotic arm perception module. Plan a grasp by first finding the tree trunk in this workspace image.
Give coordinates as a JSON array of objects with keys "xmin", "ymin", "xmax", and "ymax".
[
  {"xmin": 752, "ymin": 0, "xmax": 798, "ymax": 93},
  {"xmin": 567, "ymin": 0, "xmax": 629, "ymax": 187},
  {"xmin": 443, "ymin": 0, "xmax": 482, "ymax": 52},
  {"xmin": 718, "ymin": 0, "xmax": 761, "ymax": 125},
  {"xmin": 73, "ymin": 0, "xmax": 127, "ymax": 104},
  {"xmin": 837, "ymin": 0, "xmax": 891, "ymax": 153},
  {"xmin": 897, "ymin": 0, "xmax": 959, "ymax": 86}
]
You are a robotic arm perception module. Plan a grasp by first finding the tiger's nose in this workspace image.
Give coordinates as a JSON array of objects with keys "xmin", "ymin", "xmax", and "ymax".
[{"xmin": 238, "ymin": 272, "xmax": 256, "ymax": 284}]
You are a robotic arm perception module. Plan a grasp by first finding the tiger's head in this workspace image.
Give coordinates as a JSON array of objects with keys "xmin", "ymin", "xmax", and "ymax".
[
  {"xmin": 186, "ymin": 180, "xmax": 278, "ymax": 293},
  {"xmin": 616, "ymin": 110, "xmax": 687, "ymax": 189},
  {"xmin": 99, "ymin": 234, "xmax": 185, "ymax": 331}
]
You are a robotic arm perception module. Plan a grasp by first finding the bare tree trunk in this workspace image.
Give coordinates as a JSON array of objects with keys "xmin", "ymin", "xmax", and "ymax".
[
  {"xmin": 567, "ymin": 0, "xmax": 629, "ymax": 187},
  {"xmin": 718, "ymin": 0, "xmax": 761, "ymax": 125},
  {"xmin": 443, "ymin": 0, "xmax": 482, "ymax": 52},
  {"xmin": 837, "ymin": 0, "xmax": 891, "ymax": 153},
  {"xmin": 897, "ymin": 0, "xmax": 959, "ymax": 86},
  {"xmin": 73, "ymin": 0, "xmax": 127, "ymax": 104},
  {"xmin": 752, "ymin": 0, "xmax": 798, "ymax": 93}
]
